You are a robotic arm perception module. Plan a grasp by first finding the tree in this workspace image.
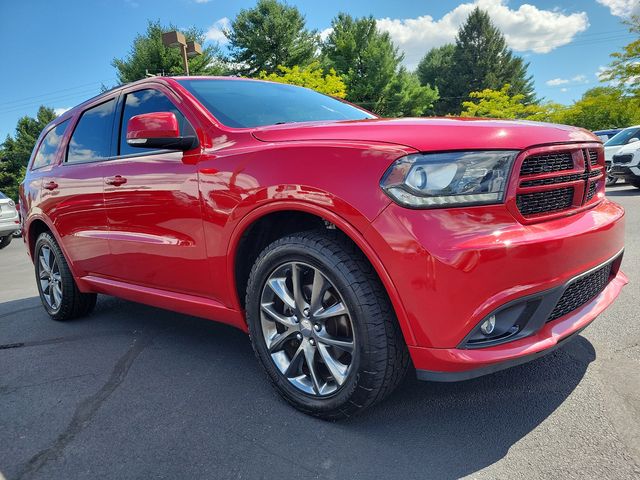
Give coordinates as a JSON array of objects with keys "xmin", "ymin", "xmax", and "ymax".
[
  {"xmin": 550, "ymin": 87, "xmax": 640, "ymax": 130},
  {"xmin": 0, "ymin": 107, "xmax": 56, "ymax": 200},
  {"xmin": 112, "ymin": 20, "xmax": 226, "ymax": 83},
  {"xmin": 600, "ymin": 15, "xmax": 640, "ymax": 95},
  {"xmin": 416, "ymin": 44, "xmax": 455, "ymax": 115},
  {"xmin": 258, "ymin": 62, "xmax": 347, "ymax": 97},
  {"xmin": 226, "ymin": 0, "xmax": 318, "ymax": 76},
  {"xmin": 438, "ymin": 8, "xmax": 535, "ymax": 114},
  {"xmin": 322, "ymin": 14, "xmax": 438, "ymax": 116},
  {"xmin": 461, "ymin": 84, "xmax": 549, "ymax": 120}
]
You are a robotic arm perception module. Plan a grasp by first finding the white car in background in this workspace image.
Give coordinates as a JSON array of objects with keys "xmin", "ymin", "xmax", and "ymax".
[
  {"xmin": 604, "ymin": 125, "xmax": 640, "ymax": 186},
  {"xmin": 0, "ymin": 191, "xmax": 20, "ymax": 249},
  {"xmin": 610, "ymin": 139, "xmax": 640, "ymax": 189}
]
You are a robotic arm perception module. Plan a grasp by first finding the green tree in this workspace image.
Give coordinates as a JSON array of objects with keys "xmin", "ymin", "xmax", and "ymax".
[
  {"xmin": 112, "ymin": 20, "xmax": 226, "ymax": 83},
  {"xmin": 258, "ymin": 62, "xmax": 347, "ymax": 97},
  {"xmin": 322, "ymin": 14, "xmax": 438, "ymax": 116},
  {"xmin": 226, "ymin": 0, "xmax": 319, "ymax": 76},
  {"xmin": 416, "ymin": 44, "xmax": 455, "ymax": 115},
  {"xmin": 550, "ymin": 87, "xmax": 640, "ymax": 130},
  {"xmin": 440, "ymin": 8, "xmax": 535, "ymax": 114},
  {"xmin": 600, "ymin": 15, "xmax": 640, "ymax": 95},
  {"xmin": 0, "ymin": 106, "xmax": 56, "ymax": 200},
  {"xmin": 461, "ymin": 84, "xmax": 549, "ymax": 120}
]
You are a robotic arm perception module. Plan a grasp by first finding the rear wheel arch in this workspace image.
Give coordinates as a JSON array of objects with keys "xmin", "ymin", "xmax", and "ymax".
[{"xmin": 228, "ymin": 202, "xmax": 417, "ymax": 346}]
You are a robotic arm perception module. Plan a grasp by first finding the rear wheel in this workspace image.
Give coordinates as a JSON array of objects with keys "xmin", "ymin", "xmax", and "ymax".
[
  {"xmin": 245, "ymin": 230, "xmax": 409, "ymax": 419},
  {"xmin": 0, "ymin": 235, "xmax": 12, "ymax": 250},
  {"xmin": 34, "ymin": 232, "xmax": 97, "ymax": 321}
]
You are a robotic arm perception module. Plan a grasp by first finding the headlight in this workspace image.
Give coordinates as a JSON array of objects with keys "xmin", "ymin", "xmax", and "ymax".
[{"xmin": 380, "ymin": 151, "xmax": 518, "ymax": 208}]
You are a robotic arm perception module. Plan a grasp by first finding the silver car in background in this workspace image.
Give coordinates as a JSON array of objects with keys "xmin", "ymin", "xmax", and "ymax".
[{"xmin": 0, "ymin": 191, "xmax": 20, "ymax": 249}]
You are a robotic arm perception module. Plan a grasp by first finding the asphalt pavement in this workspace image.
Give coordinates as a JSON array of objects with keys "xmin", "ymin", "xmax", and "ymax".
[{"xmin": 1, "ymin": 185, "xmax": 639, "ymax": 480}]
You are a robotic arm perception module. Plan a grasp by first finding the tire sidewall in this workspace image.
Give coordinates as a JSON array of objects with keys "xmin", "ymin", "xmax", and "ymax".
[
  {"xmin": 34, "ymin": 233, "xmax": 63, "ymax": 317},
  {"xmin": 247, "ymin": 239, "xmax": 377, "ymax": 414}
]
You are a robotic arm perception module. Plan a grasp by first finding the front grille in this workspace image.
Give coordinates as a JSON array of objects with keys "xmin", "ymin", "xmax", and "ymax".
[
  {"xmin": 613, "ymin": 154, "xmax": 633, "ymax": 164},
  {"xmin": 520, "ymin": 152, "xmax": 574, "ymax": 176},
  {"xmin": 588, "ymin": 149, "xmax": 598, "ymax": 166},
  {"xmin": 520, "ymin": 170, "xmax": 598, "ymax": 187},
  {"xmin": 547, "ymin": 261, "xmax": 613, "ymax": 322},
  {"xmin": 585, "ymin": 182, "xmax": 598, "ymax": 202},
  {"xmin": 516, "ymin": 187, "xmax": 574, "ymax": 216}
]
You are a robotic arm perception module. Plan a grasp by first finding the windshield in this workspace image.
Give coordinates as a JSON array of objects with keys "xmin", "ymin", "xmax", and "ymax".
[
  {"xmin": 177, "ymin": 79, "xmax": 375, "ymax": 128},
  {"xmin": 0, "ymin": 192, "xmax": 7, "ymax": 199},
  {"xmin": 604, "ymin": 127, "xmax": 640, "ymax": 147}
]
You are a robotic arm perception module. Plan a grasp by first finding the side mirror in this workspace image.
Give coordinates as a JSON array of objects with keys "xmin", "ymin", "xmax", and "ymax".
[
  {"xmin": 628, "ymin": 137, "xmax": 639, "ymax": 144},
  {"xmin": 126, "ymin": 112, "xmax": 198, "ymax": 151}
]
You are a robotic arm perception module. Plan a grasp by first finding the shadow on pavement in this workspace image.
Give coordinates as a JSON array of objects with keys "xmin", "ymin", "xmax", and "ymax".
[{"xmin": 0, "ymin": 295, "xmax": 595, "ymax": 479}]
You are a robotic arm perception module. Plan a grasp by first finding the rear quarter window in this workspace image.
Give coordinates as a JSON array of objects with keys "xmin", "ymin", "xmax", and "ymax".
[{"xmin": 31, "ymin": 120, "xmax": 70, "ymax": 170}]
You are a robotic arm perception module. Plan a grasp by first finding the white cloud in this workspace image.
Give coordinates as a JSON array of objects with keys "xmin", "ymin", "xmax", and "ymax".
[
  {"xmin": 596, "ymin": 0, "xmax": 640, "ymax": 17},
  {"xmin": 560, "ymin": 88, "xmax": 569, "ymax": 92},
  {"xmin": 372, "ymin": 0, "xmax": 589, "ymax": 69},
  {"xmin": 205, "ymin": 17, "xmax": 230, "ymax": 44},
  {"xmin": 194, "ymin": 0, "xmax": 212, "ymax": 3},
  {"xmin": 54, "ymin": 107, "xmax": 70, "ymax": 116},
  {"xmin": 546, "ymin": 78, "xmax": 570, "ymax": 86},
  {"xmin": 546, "ymin": 74, "xmax": 589, "ymax": 87}
]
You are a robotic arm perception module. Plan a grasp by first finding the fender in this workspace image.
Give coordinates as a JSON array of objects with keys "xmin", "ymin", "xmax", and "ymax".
[{"xmin": 225, "ymin": 199, "xmax": 418, "ymax": 346}]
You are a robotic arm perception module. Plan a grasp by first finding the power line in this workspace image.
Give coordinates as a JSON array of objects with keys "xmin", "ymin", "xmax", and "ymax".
[{"xmin": 0, "ymin": 79, "xmax": 117, "ymax": 108}]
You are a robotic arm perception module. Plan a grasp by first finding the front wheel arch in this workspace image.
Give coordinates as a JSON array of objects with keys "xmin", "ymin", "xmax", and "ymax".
[{"xmin": 228, "ymin": 202, "xmax": 417, "ymax": 347}]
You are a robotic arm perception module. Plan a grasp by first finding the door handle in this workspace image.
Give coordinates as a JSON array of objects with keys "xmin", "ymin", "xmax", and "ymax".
[
  {"xmin": 105, "ymin": 175, "xmax": 127, "ymax": 186},
  {"xmin": 44, "ymin": 181, "xmax": 58, "ymax": 191}
]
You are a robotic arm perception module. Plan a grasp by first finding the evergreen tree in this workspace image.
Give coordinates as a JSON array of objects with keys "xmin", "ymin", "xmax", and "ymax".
[
  {"xmin": 226, "ymin": 0, "xmax": 319, "ymax": 76},
  {"xmin": 416, "ymin": 44, "xmax": 455, "ymax": 116},
  {"xmin": 438, "ymin": 8, "xmax": 535, "ymax": 114},
  {"xmin": 323, "ymin": 14, "xmax": 438, "ymax": 116},
  {"xmin": 0, "ymin": 107, "xmax": 56, "ymax": 200}
]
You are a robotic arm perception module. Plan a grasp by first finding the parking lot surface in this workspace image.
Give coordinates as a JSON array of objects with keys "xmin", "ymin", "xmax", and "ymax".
[{"xmin": 1, "ymin": 185, "xmax": 639, "ymax": 480}]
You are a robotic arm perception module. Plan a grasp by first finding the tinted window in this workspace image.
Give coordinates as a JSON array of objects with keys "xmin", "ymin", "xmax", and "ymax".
[
  {"xmin": 67, "ymin": 99, "xmax": 115, "ymax": 163},
  {"xmin": 0, "ymin": 192, "xmax": 7, "ymax": 199},
  {"xmin": 177, "ymin": 79, "xmax": 374, "ymax": 128},
  {"xmin": 605, "ymin": 128, "xmax": 640, "ymax": 147},
  {"xmin": 32, "ymin": 120, "xmax": 69, "ymax": 169},
  {"xmin": 119, "ymin": 89, "xmax": 194, "ymax": 156}
]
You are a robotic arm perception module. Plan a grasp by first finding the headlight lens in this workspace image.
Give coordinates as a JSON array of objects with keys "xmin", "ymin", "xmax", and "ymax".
[{"xmin": 380, "ymin": 151, "xmax": 518, "ymax": 208}]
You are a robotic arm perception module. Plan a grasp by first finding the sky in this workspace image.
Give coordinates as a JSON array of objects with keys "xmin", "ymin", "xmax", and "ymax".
[{"xmin": 0, "ymin": 0, "xmax": 637, "ymax": 139}]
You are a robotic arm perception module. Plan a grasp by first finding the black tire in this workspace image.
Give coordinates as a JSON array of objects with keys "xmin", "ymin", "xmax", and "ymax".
[
  {"xmin": 245, "ymin": 230, "xmax": 409, "ymax": 420},
  {"xmin": 605, "ymin": 163, "xmax": 618, "ymax": 187},
  {"xmin": 34, "ymin": 232, "xmax": 97, "ymax": 321},
  {"xmin": 630, "ymin": 179, "xmax": 640, "ymax": 189},
  {"xmin": 0, "ymin": 234, "xmax": 12, "ymax": 250}
]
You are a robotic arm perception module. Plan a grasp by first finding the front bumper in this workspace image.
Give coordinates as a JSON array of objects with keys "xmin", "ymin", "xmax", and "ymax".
[
  {"xmin": 611, "ymin": 164, "xmax": 640, "ymax": 180},
  {"xmin": 366, "ymin": 198, "xmax": 626, "ymax": 377}
]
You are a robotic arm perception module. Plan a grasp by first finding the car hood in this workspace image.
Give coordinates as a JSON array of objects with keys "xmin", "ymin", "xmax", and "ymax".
[
  {"xmin": 611, "ymin": 141, "xmax": 640, "ymax": 157},
  {"xmin": 252, "ymin": 118, "xmax": 599, "ymax": 151},
  {"xmin": 605, "ymin": 144, "xmax": 626, "ymax": 161}
]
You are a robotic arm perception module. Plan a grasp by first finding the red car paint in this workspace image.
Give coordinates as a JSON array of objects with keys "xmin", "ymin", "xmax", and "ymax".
[{"xmin": 20, "ymin": 77, "xmax": 627, "ymax": 378}]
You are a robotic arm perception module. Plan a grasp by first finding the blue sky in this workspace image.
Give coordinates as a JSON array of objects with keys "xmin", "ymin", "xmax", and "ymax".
[{"xmin": 0, "ymin": 0, "xmax": 635, "ymax": 139}]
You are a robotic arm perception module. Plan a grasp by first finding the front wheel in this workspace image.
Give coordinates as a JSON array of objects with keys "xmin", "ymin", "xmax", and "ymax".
[
  {"xmin": 0, "ymin": 235, "xmax": 12, "ymax": 250},
  {"xmin": 34, "ymin": 232, "xmax": 97, "ymax": 321},
  {"xmin": 630, "ymin": 179, "xmax": 640, "ymax": 189},
  {"xmin": 245, "ymin": 231, "xmax": 409, "ymax": 419},
  {"xmin": 605, "ymin": 163, "xmax": 618, "ymax": 187}
]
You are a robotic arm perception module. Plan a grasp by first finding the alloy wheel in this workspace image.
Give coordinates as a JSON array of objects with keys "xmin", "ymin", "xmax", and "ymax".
[
  {"xmin": 259, "ymin": 261, "xmax": 356, "ymax": 396},
  {"xmin": 38, "ymin": 245, "xmax": 63, "ymax": 310}
]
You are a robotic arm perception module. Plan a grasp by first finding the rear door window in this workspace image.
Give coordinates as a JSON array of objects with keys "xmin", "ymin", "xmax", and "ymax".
[
  {"xmin": 32, "ymin": 119, "xmax": 69, "ymax": 170},
  {"xmin": 118, "ymin": 89, "xmax": 194, "ymax": 157},
  {"xmin": 67, "ymin": 99, "xmax": 116, "ymax": 163}
]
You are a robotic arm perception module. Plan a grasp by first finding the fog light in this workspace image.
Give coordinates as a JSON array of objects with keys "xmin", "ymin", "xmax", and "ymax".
[{"xmin": 480, "ymin": 315, "xmax": 496, "ymax": 335}]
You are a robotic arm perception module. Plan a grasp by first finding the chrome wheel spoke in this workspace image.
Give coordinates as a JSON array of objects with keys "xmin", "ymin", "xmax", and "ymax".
[
  {"xmin": 52, "ymin": 283, "xmax": 62, "ymax": 308},
  {"xmin": 283, "ymin": 344, "xmax": 305, "ymax": 377},
  {"xmin": 38, "ymin": 245, "xmax": 62, "ymax": 310},
  {"xmin": 261, "ymin": 302, "xmax": 298, "ymax": 328},
  {"xmin": 266, "ymin": 329, "xmax": 297, "ymax": 353},
  {"xmin": 310, "ymin": 269, "xmax": 329, "ymax": 314},
  {"xmin": 39, "ymin": 254, "xmax": 50, "ymax": 274},
  {"xmin": 314, "ymin": 301, "xmax": 347, "ymax": 320},
  {"xmin": 291, "ymin": 263, "xmax": 308, "ymax": 314},
  {"xmin": 316, "ymin": 332, "xmax": 354, "ymax": 353},
  {"xmin": 266, "ymin": 278, "xmax": 295, "ymax": 311},
  {"xmin": 303, "ymin": 344, "xmax": 322, "ymax": 394},
  {"xmin": 317, "ymin": 343, "xmax": 348, "ymax": 385}
]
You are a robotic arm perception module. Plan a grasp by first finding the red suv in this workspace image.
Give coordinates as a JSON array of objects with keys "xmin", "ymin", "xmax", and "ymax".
[{"xmin": 21, "ymin": 77, "xmax": 627, "ymax": 418}]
